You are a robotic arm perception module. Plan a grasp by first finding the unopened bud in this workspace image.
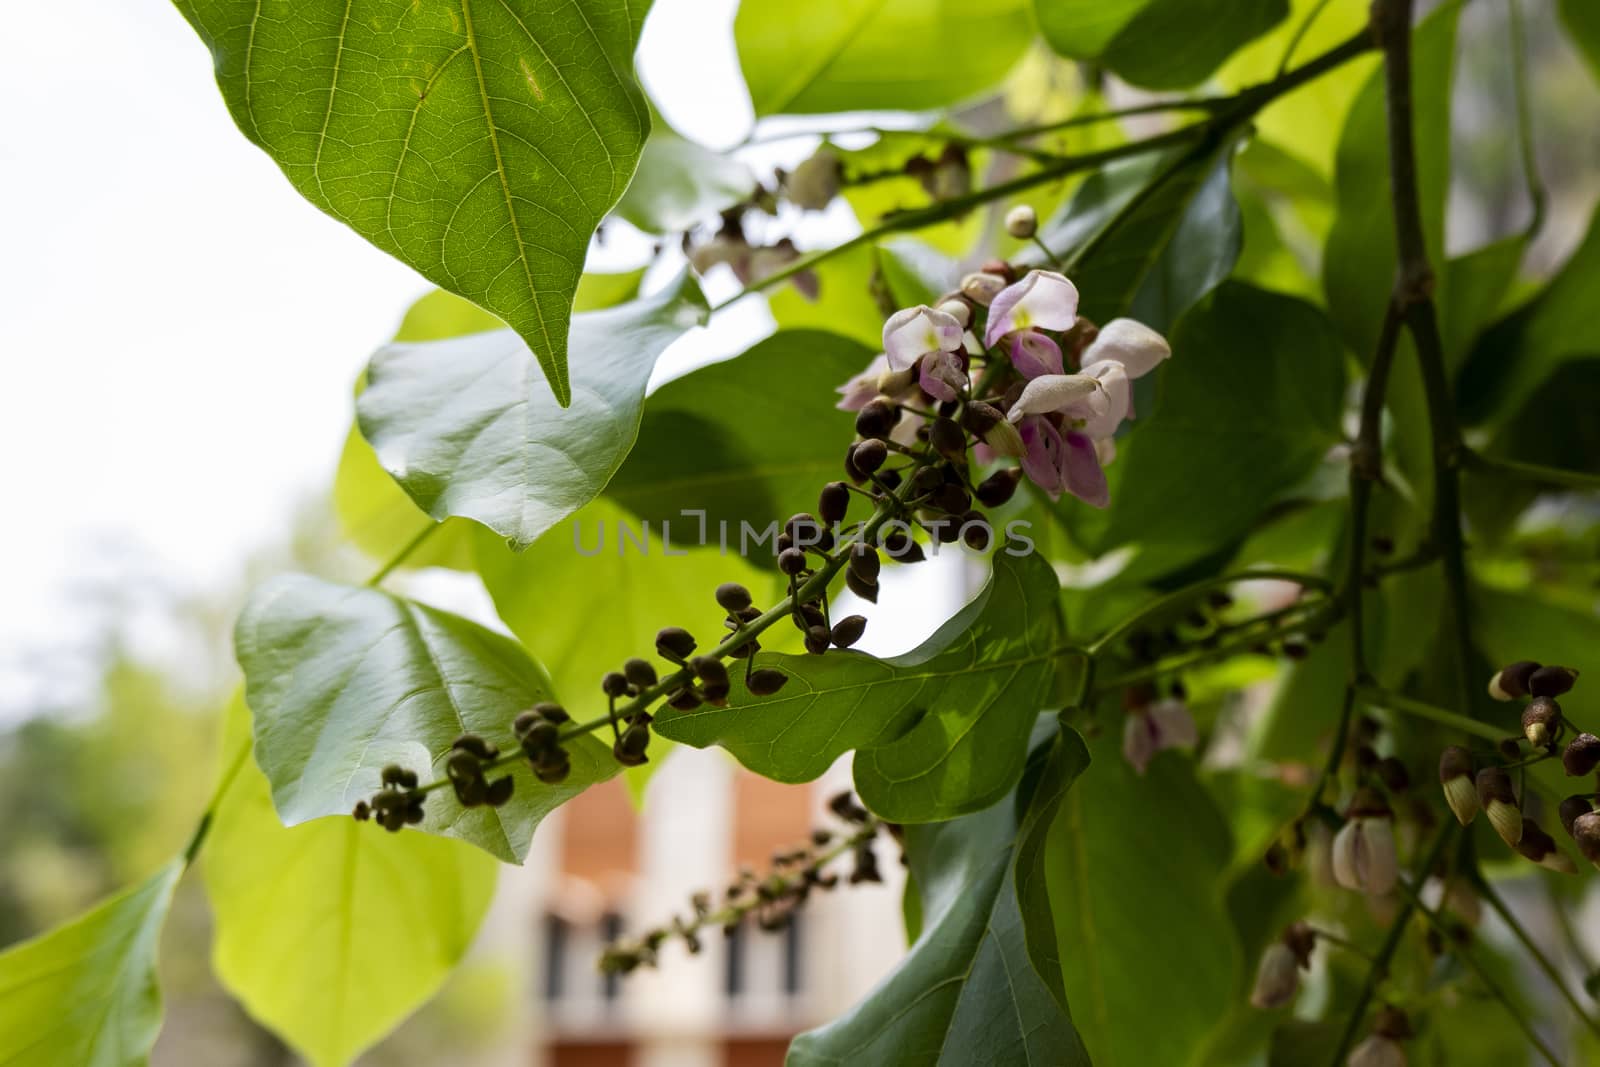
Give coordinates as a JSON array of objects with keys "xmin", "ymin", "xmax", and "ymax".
[
  {"xmin": 877, "ymin": 365, "xmax": 916, "ymax": 395},
  {"xmin": 804, "ymin": 625, "xmax": 831, "ymax": 655},
  {"xmin": 1529, "ymin": 665, "xmax": 1579, "ymax": 698},
  {"xmin": 1332, "ymin": 790, "xmax": 1397, "ymax": 895},
  {"xmin": 855, "ymin": 399, "xmax": 898, "ymax": 440},
  {"xmin": 830, "ymin": 615, "xmax": 867, "ymax": 648},
  {"xmin": 960, "ymin": 401, "xmax": 1003, "ymax": 436},
  {"xmin": 747, "ymin": 668, "xmax": 790, "ymax": 696},
  {"xmin": 656, "ymin": 627, "xmax": 697, "ymax": 662},
  {"xmin": 960, "ymin": 271, "xmax": 1007, "ymax": 306},
  {"xmin": 715, "ymin": 582, "xmax": 753, "ymax": 614},
  {"xmin": 1476, "ymin": 767, "xmax": 1522, "ymax": 846},
  {"xmin": 778, "ymin": 547, "xmax": 807, "ymax": 575},
  {"xmin": 691, "ymin": 655, "xmax": 729, "ymax": 688},
  {"xmin": 981, "ymin": 417, "xmax": 1026, "ymax": 458},
  {"xmin": 852, "ymin": 438, "xmax": 888, "ymax": 474},
  {"xmin": 1571, "ymin": 811, "xmax": 1600, "ymax": 869},
  {"xmin": 614, "ymin": 723, "xmax": 651, "ymax": 767},
  {"xmin": 1376, "ymin": 757, "xmax": 1410, "ymax": 792},
  {"xmin": 1559, "ymin": 794, "xmax": 1593, "ymax": 837},
  {"xmin": 848, "ymin": 541, "xmax": 880, "ymax": 584},
  {"xmin": 1488, "ymin": 660, "xmax": 1540, "ymax": 701},
  {"xmin": 1514, "ymin": 818, "xmax": 1577, "ymax": 874},
  {"xmin": 1564, "ymin": 733, "xmax": 1600, "ymax": 776},
  {"xmin": 929, "ymin": 417, "xmax": 967, "ymax": 461},
  {"xmin": 818, "ymin": 482, "xmax": 850, "ymax": 524},
  {"xmin": 602, "ymin": 671, "xmax": 630, "ymax": 698},
  {"xmin": 1522, "ymin": 695, "xmax": 1561, "ymax": 746},
  {"xmin": 1347, "ymin": 1035, "xmax": 1406, "ymax": 1067},
  {"xmin": 936, "ymin": 299, "xmax": 971, "ymax": 328},
  {"xmin": 1004, "ymin": 204, "xmax": 1037, "ymax": 239},
  {"xmin": 845, "ymin": 567, "xmax": 879, "ymax": 603},
  {"xmin": 975, "ymin": 468, "xmax": 1022, "ymax": 507},
  {"xmin": 485, "ymin": 775, "xmax": 515, "ymax": 807},
  {"xmin": 1438, "ymin": 746, "xmax": 1479, "ymax": 826},
  {"xmin": 785, "ymin": 148, "xmax": 840, "ymax": 210},
  {"xmin": 1249, "ymin": 940, "xmax": 1301, "ymax": 1010}
]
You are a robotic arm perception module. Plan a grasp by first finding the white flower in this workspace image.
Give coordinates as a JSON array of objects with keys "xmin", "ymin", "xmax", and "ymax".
[
  {"xmin": 1332, "ymin": 807, "xmax": 1399, "ymax": 896},
  {"xmin": 883, "ymin": 305, "xmax": 964, "ymax": 371},
  {"xmin": 984, "ymin": 270, "xmax": 1080, "ymax": 346}
]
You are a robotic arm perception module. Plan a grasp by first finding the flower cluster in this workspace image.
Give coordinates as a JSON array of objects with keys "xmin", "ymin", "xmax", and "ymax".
[{"xmin": 837, "ymin": 262, "xmax": 1171, "ymax": 509}]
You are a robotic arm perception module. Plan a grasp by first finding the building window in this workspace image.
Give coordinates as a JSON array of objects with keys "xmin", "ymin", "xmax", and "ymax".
[{"xmin": 723, "ymin": 913, "xmax": 806, "ymax": 1021}]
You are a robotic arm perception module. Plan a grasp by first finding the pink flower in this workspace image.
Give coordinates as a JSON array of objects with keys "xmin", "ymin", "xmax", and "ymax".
[
  {"xmin": 1009, "ymin": 331, "xmax": 1064, "ymax": 379},
  {"xmin": 984, "ymin": 270, "xmax": 1080, "ymax": 347},
  {"xmin": 1018, "ymin": 417, "xmax": 1108, "ymax": 508},
  {"xmin": 1122, "ymin": 698, "xmax": 1197, "ymax": 774},
  {"xmin": 883, "ymin": 305, "xmax": 965, "ymax": 371},
  {"xmin": 1080, "ymin": 317, "xmax": 1172, "ymax": 377},
  {"xmin": 918, "ymin": 349, "xmax": 967, "ymax": 403},
  {"xmin": 835, "ymin": 353, "xmax": 892, "ymax": 412}
]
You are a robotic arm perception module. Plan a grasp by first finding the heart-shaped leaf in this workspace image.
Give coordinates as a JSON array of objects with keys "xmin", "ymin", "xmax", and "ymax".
[
  {"xmin": 357, "ymin": 274, "xmax": 707, "ymax": 549},
  {"xmin": 172, "ymin": 0, "xmax": 654, "ymax": 404},
  {"xmin": 653, "ymin": 550, "xmax": 1067, "ymax": 822},
  {"xmin": 0, "ymin": 860, "xmax": 182, "ymax": 1067},
  {"xmin": 788, "ymin": 740, "xmax": 1091, "ymax": 1066},
  {"xmin": 235, "ymin": 574, "xmax": 617, "ymax": 862},
  {"xmin": 204, "ymin": 697, "xmax": 498, "ymax": 1067}
]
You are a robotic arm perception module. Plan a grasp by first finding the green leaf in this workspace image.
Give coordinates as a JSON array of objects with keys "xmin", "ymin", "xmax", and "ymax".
[
  {"xmin": 357, "ymin": 274, "xmax": 707, "ymax": 549},
  {"xmin": 1458, "ymin": 204, "xmax": 1600, "ymax": 427},
  {"xmin": 204, "ymin": 699, "xmax": 497, "ymax": 1067},
  {"xmin": 736, "ymin": 0, "xmax": 1033, "ymax": 116},
  {"xmin": 1060, "ymin": 282, "xmax": 1346, "ymax": 583},
  {"xmin": 335, "ymin": 273, "xmax": 646, "ymax": 570},
  {"xmin": 172, "ymin": 0, "xmax": 654, "ymax": 405},
  {"xmin": 788, "ymin": 757, "xmax": 1091, "ymax": 1067},
  {"xmin": 471, "ymin": 499, "xmax": 785, "ymax": 799},
  {"xmin": 769, "ymin": 244, "xmax": 888, "ymax": 348},
  {"xmin": 606, "ymin": 329, "xmax": 870, "ymax": 543},
  {"xmin": 1012, "ymin": 726, "xmax": 1094, "ymax": 1014},
  {"xmin": 0, "ymin": 860, "xmax": 182, "ymax": 1067},
  {"xmin": 1039, "ymin": 134, "xmax": 1244, "ymax": 333},
  {"xmin": 614, "ymin": 125, "xmax": 755, "ymax": 234},
  {"xmin": 1561, "ymin": 0, "xmax": 1600, "ymax": 82},
  {"xmin": 1044, "ymin": 726, "xmax": 1238, "ymax": 1066},
  {"xmin": 1037, "ymin": 0, "xmax": 1288, "ymax": 90},
  {"xmin": 654, "ymin": 551, "xmax": 1067, "ymax": 822},
  {"xmin": 234, "ymin": 574, "xmax": 617, "ymax": 862}
]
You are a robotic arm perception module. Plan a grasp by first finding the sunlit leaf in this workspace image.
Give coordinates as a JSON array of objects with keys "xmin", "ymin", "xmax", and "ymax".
[
  {"xmin": 0, "ymin": 860, "xmax": 182, "ymax": 1067},
  {"xmin": 173, "ymin": 0, "xmax": 654, "ymax": 404},
  {"xmin": 357, "ymin": 274, "xmax": 706, "ymax": 549},
  {"xmin": 235, "ymin": 574, "xmax": 617, "ymax": 862},
  {"xmin": 615, "ymin": 124, "xmax": 755, "ymax": 233},
  {"xmin": 204, "ymin": 699, "xmax": 497, "ymax": 1067},
  {"xmin": 655, "ymin": 551, "xmax": 1067, "ymax": 822},
  {"xmin": 789, "ymin": 743, "xmax": 1091, "ymax": 1066},
  {"xmin": 1037, "ymin": 0, "xmax": 1288, "ymax": 90},
  {"xmin": 737, "ymin": 0, "xmax": 1033, "ymax": 115}
]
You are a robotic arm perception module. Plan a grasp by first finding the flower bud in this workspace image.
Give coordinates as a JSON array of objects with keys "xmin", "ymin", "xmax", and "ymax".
[
  {"xmin": 1438, "ymin": 746, "xmax": 1479, "ymax": 826},
  {"xmin": 852, "ymin": 438, "xmax": 888, "ymax": 474},
  {"xmin": 845, "ymin": 568, "xmax": 879, "ymax": 603},
  {"xmin": 667, "ymin": 687, "xmax": 702, "ymax": 711},
  {"xmin": 715, "ymin": 582, "xmax": 752, "ymax": 614},
  {"xmin": 935, "ymin": 299, "xmax": 971, "ymax": 328},
  {"xmin": 485, "ymin": 775, "xmax": 515, "ymax": 807},
  {"xmin": 533, "ymin": 746, "xmax": 571, "ymax": 783},
  {"xmin": 778, "ymin": 547, "xmax": 807, "ymax": 575},
  {"xmin": 614, "ymin": 722, "xmax": 651, "ymax": 767},
  {"xmin": 931, "ymin": 482, "xmax": 971, "ymax": 515},
  {"xmin": 747, "ymin": 668, "xmax": 790, "ymax": 696},
  {"xmin": 1488, "ymin": 660, "xmax": 1540, "ymax": 701},
  {"xmin": 1376, "ymin": 757, "xmax": 1410, "ymax": 792},
  {"xmin": 848, "ymin": 541, "xmax": 880, "ymax": 584},
  {"xmin": 691, "ymin": 655, "xmax": 729, "ymax": 688},
  {"xmin": 352, "ymin": 800, "xmax": 371, "ymax": 821},
  {"xmin": 656, "ymin": 627, "xmax": 697, "ymax": 662},
  {"xmin": 929, "ymin": 417, "xmax": 967, "ymax": 460},
  {"xmin": 1476, "ymin": 767, "xmax": 1523, "ymax": 846},
  {"xmin": 960, "ymin": 401, "xmax": 1003, "ymax": 436},
  {"xmin": 818, "ymin": 482, "xmax": 850, "ymax": 524},
  {"xmin": 1347, "ymin": 1034, "xmax": 1406, "ymax": 1067},
  {"xmin": 1571, "ymin": 811, "xmax": 1600, "ymax": 869},
  {"xmin": 1529, "ymin": 665, "xmax": 1579, "ymax": 698},
  {"xmin": 1564, "ymin": 733, "xmax": 1600, "ymax": 776},
  {"xmin": 975, "ymin": 468, "xmax": 1022, "ymax": 507},
  {"xmin": 804, "ymin": 625, "xmax": 831, "ymax": 655},
  {"xmin": 1514, "ymin": 817, "xmax": 1577, "ymax": 874},
  {"xmin": 1559, "ymin": 794, "xmax": 1593, "ymax": 836},
  {"xmin": 381, "ymin": 763, "xmax": 407, "ymax": 787},
  {"xmin": 830, "ymin": 615, "xmax": 867, "ymax": 648},
  {"xmin": 602, "ymin": 671, "xmax": 630, "ymax": 698},
  {"xmin": 1332, "ymin": 790, "xmax": 1398, "ymax": 896},
  {"xmin": 785, "ymin": 147, "xmax": 840, "ymax": 210},
  {"xmin": 1522, "ymin": 695, "xmax": 1561, "ymax": 746},
  {"xmin": 1005, "ymin": 204, "xmax": 1038, "ymax": 239},
  {"xmin": 877, "ymin": 365, "xmax": 917, "ymax": 395},
  {"xmin": 961, "ymin": 512, "xmax": 992, "ymax": 552},
  {"xmin": 855, "ymin": 399, "xmax": 898, "ymax": 440},
  {"xmin": 1249, "ymin": 941, "xmax": 1301, "ymax": 1010},
  {"xmin": 981, "ymin": 417, "xmax": 1026, "ymax": 459},
  {"xmin": 960, "ymin": 271, "xmax": 1007, "ymax": 306}
]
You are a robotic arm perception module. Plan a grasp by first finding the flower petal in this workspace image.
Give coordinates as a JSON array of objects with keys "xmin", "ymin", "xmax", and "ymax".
[
  {"xmin": 1331, "ymin": 821, "xmax": 1361, "ymax": 891},
  {"xmin": 884, "ymin": 305, "xmax": 964, "ymax": 370},
  {"xmin": 1060, "ymin": 430, "xmax": 1109, "ymax": 508},
  {"xmin": 1078, "ymin": 361, "xmax": 1130, "ymax": 438},
  {"xmin": 835, "ymin": 353, "xmax": 891, "ymax": 411},
  {"xmin": 918, "ymin": 349, "xmax": 966, "ymax": 403},
  {"xmin": 1148, "ymin": 698, "xmax": 1197, "ymax": 751},
  {"xmin": 1081, "ymin": 317, "xmax": 1171, "ymax": 378},
  {"xmin": 1122, "ymin": 712, "xmax": 1158, "ymax": 775},
  {"xmin": 984, "ymin": 270, "xmax": 1080, "ymax": 347},
  {"xmin": 1018, "ymin": 416, "xmax": 1064, "ymax": 497},
  {"xmin": 1007, "ymin": 373, "xmax": 1100, "ymax": 421},
  {"xmin": 1009, "ymin": 330, "xmax": 1064, "ymax": 379}
]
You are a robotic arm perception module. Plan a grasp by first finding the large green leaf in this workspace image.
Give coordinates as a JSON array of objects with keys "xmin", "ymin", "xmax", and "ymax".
[
  {"xmin": 335, "ymin": 274, "xmax": 646, "ymax": 570},
  {"xmin": 788, "ymin": 756, "xmax": 1091, "ymax": 1067},
  {"xmin": 736, "ymin": 0, "xmax": 1033, "ymax": 115},
  {"xmin": 1044, "ymin": 727, "xmax": 1237, "ymax": 1066},
  {"xmin": 204, "ymin": 699, "xmax": 496, "ymax": 1067},
  {"xmin": 234, "ymin": 574, "xmax": 617, "ymax": 862},
  {"xmin": 606, "ymin": 329, "xmax": 869, "ymax": 541},
  {"xmin": 1060, "ymin": 283, "xmax": 1346, "ymax": 582},
  {"xmin": 1561, "ymin": 0, "xmax": 1600, "ymax": 82},
  {"xmin": 654, "ymin": 551, "xmax": 1067, "ymax": 822},
  {"xmin": 356, "ymin": 274, "xmax": 707, "ymax": 549},
  {"xmin": 0, "ymin": 860, "xmax": 182, "ymax": 1067},
  {"xmin": 172, "ymin": 0, "xmax": 653, "ymax": 405},
  {"xmin": 1036, "ymin": 0, "xmax": 1288, "ymax": 90},
  {"xmin": 614, "ymin": 125, "xmax": 754, "ymax": 234},
  {"xmin": 1037, "ymin": 134, "xmax": 1244, "ymax": 334}
]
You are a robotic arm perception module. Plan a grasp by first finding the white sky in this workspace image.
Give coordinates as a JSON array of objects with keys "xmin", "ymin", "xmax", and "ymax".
[{"xmin": 0, "ymin": 0, "xmax": 958, "ymax": 717}]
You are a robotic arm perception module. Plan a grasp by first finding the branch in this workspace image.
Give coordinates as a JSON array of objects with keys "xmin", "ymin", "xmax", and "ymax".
[{"xmin": 1464, "ymin": 449, "xmax": 1600, "ymax": 494}]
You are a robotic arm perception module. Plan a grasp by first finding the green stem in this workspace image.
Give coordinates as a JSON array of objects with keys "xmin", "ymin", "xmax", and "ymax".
[
  {"xmin": 365, "ymin": 524, "xmax": 440, "ymax": 587},
  {"xmin": 181, "ymin": 732, "xmax": 253, "ymax": 867},
  {"xmin": 1393, "ymin": 872, "xmax": 1563, "ymax": 1066},
  {"xmin": 1464, "ymin": 450, "xmax": 1600, "ymax": 494},
  {"xmin": 1091, "ymin": 601, "xmax": 1328, "ymax": 693},
  {"xmin": 1353, "ymin": 684, "xmax": 1505, "ymax": 742},
  {"xmin": 1475, "ymin": 876, "xmax": 1600, "ymax": 1045},
  {"xmin": 1088, "ymin": 568, "xmax": 1331, "ymax": 656}
]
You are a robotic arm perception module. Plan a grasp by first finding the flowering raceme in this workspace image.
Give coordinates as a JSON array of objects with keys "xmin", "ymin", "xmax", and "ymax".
[{"xmin": 834, "ymin": 269, "xmax": 1171, "ymax": 512}]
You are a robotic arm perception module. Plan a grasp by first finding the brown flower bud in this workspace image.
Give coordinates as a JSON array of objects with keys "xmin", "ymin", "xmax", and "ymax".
[
  {"xmin": 602, "ymin": 671, "xmax": 630, "ymax": 698},
  {"xmin": 852, "ymin": 438, "xmax": 888, "ymax": 474},
  {"xmin": 747, "ymin": 668, "xmax": 790, "ymax": 696},
  {"xmin": 1522, "ymin": 695, "xmax": 1561, "ymax": 747},
  {"xmin": 352, "ymin": 800, "xmax": 371, "ymax": 821},
  {"xmin": 623, "ymin": 657, "xmax": 658, "ymax": 690},
  {"xmin": 1563, "ymin": 733, "xmax": 1600, "ymax": 777},
  {"xmin": 715, "ymin": 582, "xmax": 753, "ymax": 614},
  {"xmin": 818, "ymin": 482, "xmax": 850, "ymax": 524},
  {"xmin": 532, "ymin": 701, "xmax": 569, "ymax": 724},
  {"xmin": 1488, "ymin": 660, "xmax": 1540, "ymax": 701},
  {"xmin": 1376, "ymin": 757, "xmax": 1410, "ymax": 792},
  {"xmin": 1559, "ymin": 794, "xmax": 1593, "ymax": 837},
  {"xmin": 667, "ymin": 687, "xmax": 702, "ymax": 711},
  {"xmin": 1571, "ymin": 811, "xmax": 1600, "ymax": 869},
  {"xmin": 656, "ymin": 627, "xmax": 697, "ymax": 662},
  {"xmin": 960, "ymin": 512, "xmax": 992, "ymax": 552},
  {"xmin": 1529, "ymin": 665, "xmax": 1579, "ymax": 698},
  {"xmin": 1514, "ymin": 817, "xmax": 1577, "ymax": 873},
  {"xmin": 778, "ymin": 547, "xmax": 807, "ymax": 575},
  {"xmin": 1438, "ymin": 746, "xmax": 1479, "ymax": 826},
  {"xmin": 804, "ymin": 625, "xmax": 831, "ymax": 655},
  {"xmin": 929, "ymin": 417, "xmax": 967, "ymax": 461},
  {"xmin": 849, "ymin": 541, "xmax": 881, "ymax": 584},
  {"xmin": 855, "ymin": 399, "xmax": 898, "ymax": 440},
  {"xmin": 485, "ymin": 776, "xmax": 514, "ymax": 807},
  {"xmin": 960, "ymin": 401, "xmax": 1003, "ymax": 436},
  {"xmin": 831, "ymin": 615, "xmax": 867, "ymax": 648},
  {"xmin": 1476, "ymin": 767, "xmax": 1523, "ymax": 846},
  {"xmin": 691, "ymin": 655, "xmax": 729, "ymax": 688},
  {"xmin": 975, "ymin": 468, "xmax": 1021, "ymax": 507},
  {"xmin": 845, "ymin": 568, "xmax": 879, "ymax": 603}
]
